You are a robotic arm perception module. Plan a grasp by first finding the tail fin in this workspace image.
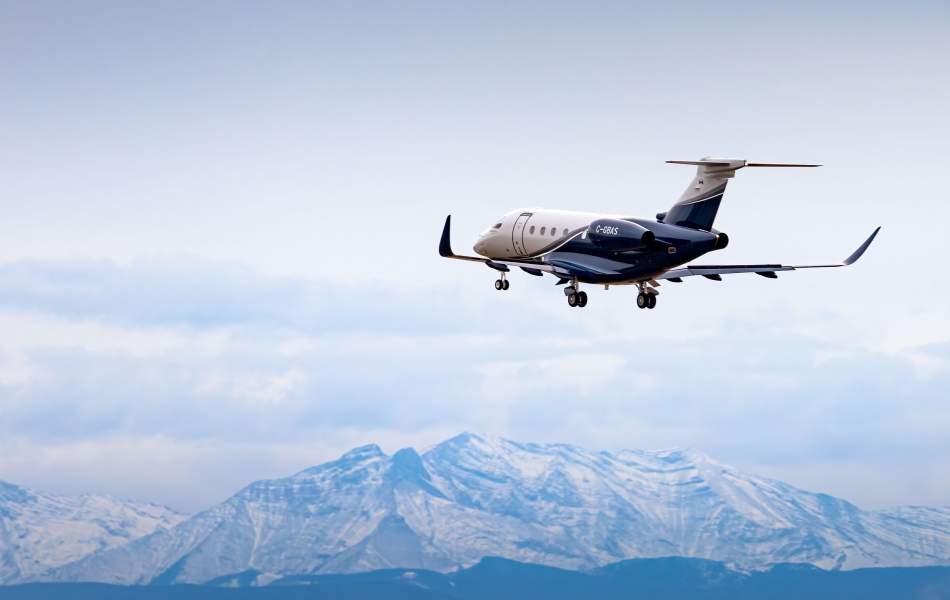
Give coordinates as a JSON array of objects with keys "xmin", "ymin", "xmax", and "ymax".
[{"xmin": 661, "ymin": 158, "xmax": 820, "ymax": 230}]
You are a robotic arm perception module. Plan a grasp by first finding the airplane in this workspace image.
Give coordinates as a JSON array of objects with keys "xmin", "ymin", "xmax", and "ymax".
[{"xmin": 439, "ymin": 158, "xmax": 880, "ymax": 309}]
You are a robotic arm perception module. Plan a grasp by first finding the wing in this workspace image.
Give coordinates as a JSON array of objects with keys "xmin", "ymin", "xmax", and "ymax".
[{"xmin": 657, "ymin": 227, "xmax": 880, "ymax": 282}]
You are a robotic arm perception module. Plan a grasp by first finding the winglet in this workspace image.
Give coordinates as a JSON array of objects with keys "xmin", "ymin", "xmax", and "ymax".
[
  {"xmin": 843, "ymin": 226, "xmax": 881, "ymax": 265},
  {"xmin": 439, "ymin": 215, "xmax": 491, "ymax": 263},
  {"xmin": 439, "ymin": 215, "xmax": 454, "ymax": 257}
]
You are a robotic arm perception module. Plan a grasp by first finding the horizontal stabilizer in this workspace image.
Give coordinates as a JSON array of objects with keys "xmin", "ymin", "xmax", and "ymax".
[
  {"xmin": 746, "ymin": 162, "xmax": 822, "ymax": 168},
  {"xmin": 666, "ymin": 160, "xmax": 734, "ymax": 167},
  {"xmin": 666, "ymin": 159, "xmax": 821, "ymax": 168}
]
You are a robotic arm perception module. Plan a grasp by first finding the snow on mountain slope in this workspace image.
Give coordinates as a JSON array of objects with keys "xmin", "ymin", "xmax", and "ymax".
[
  {"xmin": 0, "ymin": 480, "xmax": 187, "ymax": 583},
  {"xmin": 44, "ymin": 434, "xmax": 950, "ymax": 584}
]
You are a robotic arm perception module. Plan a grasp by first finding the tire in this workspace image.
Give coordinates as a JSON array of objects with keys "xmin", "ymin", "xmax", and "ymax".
[
  {"xmin": 568, "ymin": 293, "xmax": 578, "ymax": 307},
  {"xmin": 647, "ymin": 294, "xmax": 656, "ymax": 309},
  {"xmin": 502, "ymin": 279, "xmax": 510, "ymax": 290},
  {"xmin": 578, "ymin": 291, "xmax": 588, "ymax": 307},
  {"xmin": 636, "ymin": 293, "xmax": 647, "ymax": 309},
  {"xmin": 495, "ymin": 280, "xmax": 503, "ymax": 290}
]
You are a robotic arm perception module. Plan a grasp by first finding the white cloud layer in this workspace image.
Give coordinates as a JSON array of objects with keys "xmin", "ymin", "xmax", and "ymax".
[{"xmin": 0, "ymin": 258, "xmax": 948, "ymax": 511}]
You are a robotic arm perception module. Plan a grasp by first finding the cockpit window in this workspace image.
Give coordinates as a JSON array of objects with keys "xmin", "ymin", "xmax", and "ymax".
[{"xmin": 493, "ymin": 223, "xmax": 502, "ymax": 229}]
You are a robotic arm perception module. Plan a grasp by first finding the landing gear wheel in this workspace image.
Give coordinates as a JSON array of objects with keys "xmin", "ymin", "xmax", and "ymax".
[
  {"xmin": 636, "ymin": 292, "xmax": 648, "ymax": 309},
  {"xmin": 646, "ymin": 294, "xmax": 656, "ymax": 309},
  {"xmin": 577, "ymin": 291, "xmax": 588, "ymax": 307},
  {"xmin": 495, "ymin": 279, "xmax": 503, "ymax": 290},
  {"xmin": 568, "ymin": 293, "xmax": 579, "ymax": 307},
  {"xmin": 502, "ymin": 279, "xmax": 510, "ymax": 290}
]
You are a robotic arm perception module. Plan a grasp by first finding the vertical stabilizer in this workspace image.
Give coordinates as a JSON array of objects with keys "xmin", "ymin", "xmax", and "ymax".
[
  {"xmin": 662, "ymin": 158, "xmax": 820, "ymax": 230},
  {"xmin": 663, "ymin": 158, "xmax": 745, "ymax": 230}
]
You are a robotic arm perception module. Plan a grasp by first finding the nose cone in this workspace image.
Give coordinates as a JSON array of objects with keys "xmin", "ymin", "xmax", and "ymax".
[{"xmin": 474, "ymin": 239, "xmax": 488, "ymax": 256}]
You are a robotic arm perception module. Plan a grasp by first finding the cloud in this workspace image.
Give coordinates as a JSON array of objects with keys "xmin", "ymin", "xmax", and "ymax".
[
  {"xmin": 0, "ymin": 258, "xmax": 579, "ymax": 338},
  {"xmin": 0, "ymin": 350, "xmax": 33, "ymax": 386},
  {"xmin": 0, "ymin": 258, "xmax": 412, "ymax": 332},
  {"xmin": 0, "ymin": 258, "xmax": 949, "ymax": 511}
]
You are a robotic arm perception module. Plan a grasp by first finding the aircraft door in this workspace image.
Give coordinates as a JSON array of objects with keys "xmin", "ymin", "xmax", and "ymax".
[{"xmin": 511, "ymin": 212, "xmax": 532, "ymax": 256}]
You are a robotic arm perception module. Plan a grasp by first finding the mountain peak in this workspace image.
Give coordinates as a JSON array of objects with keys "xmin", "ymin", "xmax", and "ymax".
[
  {"xmin": 293, "ymin": 443, "xmax": 387, "ymax": 478},
  {"xmin": 442, "ymin": 432, "xmax": 488, "ymax": 446},
  {"xmin": 652, "ymin": 447, "xmax": 709, "ymax": 463},
  {"xmin": 389, "ymin": 447, "xmax": 426, "ymax": 477},
  {"xmin": 340, "ymin": 443, "xmax": 385, "ymax": 461},
  {"xmin": 387, "ymin": 447, "xmax": 445, "ymax": 498}
]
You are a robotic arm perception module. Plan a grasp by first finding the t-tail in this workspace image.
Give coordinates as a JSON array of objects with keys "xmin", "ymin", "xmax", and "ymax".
[{"xmin": 660, "ymin": 158, "xmax": 820, "ymax": 231}]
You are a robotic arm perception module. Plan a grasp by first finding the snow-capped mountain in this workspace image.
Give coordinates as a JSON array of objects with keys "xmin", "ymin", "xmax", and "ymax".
[
  {"xmin": 45, "ymin": 434, "xmax": 950, "ymax": 585},
  {"xmin": 0, "ymin": 480, "xmax": 187, "ymax": 583}
]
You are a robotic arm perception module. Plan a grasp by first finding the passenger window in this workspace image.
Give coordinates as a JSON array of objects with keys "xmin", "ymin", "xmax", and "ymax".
[
  {"xmin": 540, "ymin": 227, "xmax": 546, "ymax": 235},
  {"xmin": 529, "ymin": 226, "xmax": 535, "ymax": 234},
  {"xmin": 551, "ymin": 228, "xmax": 556, "ymax": 236},
  {"xmin": 563, "ymin": 228, "xmax": 569, "ymax": 236}
]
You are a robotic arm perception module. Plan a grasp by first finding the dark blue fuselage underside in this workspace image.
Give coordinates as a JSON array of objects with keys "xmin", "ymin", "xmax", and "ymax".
[{"xmin": 542, "ymin": 219, "xmax": 721, "ymax": 283}]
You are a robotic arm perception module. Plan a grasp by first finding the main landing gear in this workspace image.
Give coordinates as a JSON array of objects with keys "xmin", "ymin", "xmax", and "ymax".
[
  {"xmin": 564, "ymin": 282, "xmax": 588, "ymax": 308},
  {"xmin": 494, "ymin": 273, "xmax": 509, "ymax": 291},
  {"xmin": 568, "ymin": 290, "xmax": 588, "ymax": 307},
  {"xmin": 636, "ymin": 292, "xmax": 656, "ymax": 309},
  {"xmin": 636, "ymin": 284, "xmax": 657, "ymax": 310}
]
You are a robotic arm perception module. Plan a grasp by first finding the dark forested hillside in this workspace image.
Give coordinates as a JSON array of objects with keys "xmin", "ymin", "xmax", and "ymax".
[{"xmin": 5, "ymin": 557, "xmax": 950, "ymax": 600}]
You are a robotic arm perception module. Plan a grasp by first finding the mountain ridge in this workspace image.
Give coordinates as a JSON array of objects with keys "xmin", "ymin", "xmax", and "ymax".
[
  {"xmin": 0, "ymin": 479, "xmax": 187, "ymax": 583},
  {"xmin": 20, "ymin": 433, "xmax": 950, "ymax": 584}
]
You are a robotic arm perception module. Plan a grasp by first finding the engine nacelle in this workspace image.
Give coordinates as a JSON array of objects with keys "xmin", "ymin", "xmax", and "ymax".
[{"xmin": 587, "ymin": 219, "xmax": 655, "ymax": 251}]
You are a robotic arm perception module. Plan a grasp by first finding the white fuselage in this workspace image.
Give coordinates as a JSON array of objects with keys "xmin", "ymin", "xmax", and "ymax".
[{"xmin": 473, "ymin": 208, "xmax": 637, "ymax": 259}]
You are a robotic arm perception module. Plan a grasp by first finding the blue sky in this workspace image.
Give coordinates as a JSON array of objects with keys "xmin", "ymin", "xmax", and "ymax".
[{"xmin": 1, "ymin": 1, "xmax": 949, "ymax": 512}]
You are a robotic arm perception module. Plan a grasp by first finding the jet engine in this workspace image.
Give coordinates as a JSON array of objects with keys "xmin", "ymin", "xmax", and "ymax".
[{"xmin": 587, "ymin": 219, "xmax": 655, "ymax": 251}]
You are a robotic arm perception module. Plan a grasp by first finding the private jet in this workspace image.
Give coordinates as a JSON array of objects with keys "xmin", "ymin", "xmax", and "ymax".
[{"xmin": 439, "ymin": 158, "xmax": 879, "ymax": 309}]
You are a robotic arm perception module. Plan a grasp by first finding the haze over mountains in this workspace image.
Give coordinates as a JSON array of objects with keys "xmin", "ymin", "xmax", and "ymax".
[{"xmin": 3, "ymin": 434, "xmax": 950, "ymax": 586}]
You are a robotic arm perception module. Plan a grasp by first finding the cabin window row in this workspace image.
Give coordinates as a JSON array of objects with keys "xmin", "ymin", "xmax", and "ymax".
[{"xmin": 528, "ymin": 226, "xmax": 569, "ymax": 237}]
